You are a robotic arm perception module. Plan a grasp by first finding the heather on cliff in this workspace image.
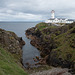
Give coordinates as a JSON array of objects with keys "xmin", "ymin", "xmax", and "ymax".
[{"xmin": 26, "ymin": 22, "xmax": 75, "ymax": 72}]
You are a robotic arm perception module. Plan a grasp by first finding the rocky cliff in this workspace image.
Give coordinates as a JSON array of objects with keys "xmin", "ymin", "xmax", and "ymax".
[
  {"xmin": 0, "ymin": 28, "xmax": 28, "ymax": 75},
  {"xmin": 26, "ymin": 22, "xmax": 75, "ymax": 74},
  {"xmin": 0, "ymin": 28, "xmax": 25, "ymax": 61}
]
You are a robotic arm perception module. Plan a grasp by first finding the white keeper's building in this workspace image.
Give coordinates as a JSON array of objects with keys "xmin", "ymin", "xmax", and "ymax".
[{"xmin": 45, "ymin": 10, "xmax": 74, "ymax": 24}]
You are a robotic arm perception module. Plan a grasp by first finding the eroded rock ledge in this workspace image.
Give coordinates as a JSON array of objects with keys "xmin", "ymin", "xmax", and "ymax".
[{"xmin": 0, "ymin": 28, "xmax": 25, "ymax": 61}]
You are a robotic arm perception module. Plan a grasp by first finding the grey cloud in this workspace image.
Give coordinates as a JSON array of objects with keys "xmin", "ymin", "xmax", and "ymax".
[{"xmin": 0, "ymin": 0, "xmax": 75, "ymax": 21}]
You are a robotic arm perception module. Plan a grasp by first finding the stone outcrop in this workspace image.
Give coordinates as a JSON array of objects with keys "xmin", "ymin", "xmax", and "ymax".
[
  {"xmin": 26, "ymin": 22, "xmax": 75, "ymax": 74},
  {"xmin": 0, "ymin": 28, "xmax": 25, "ymax": 61}
]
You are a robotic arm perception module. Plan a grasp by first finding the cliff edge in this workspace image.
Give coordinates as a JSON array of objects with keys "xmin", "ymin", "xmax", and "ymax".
[{"xmin": 0, "ymin": 28, "xmax": 28, "ymax": 75}]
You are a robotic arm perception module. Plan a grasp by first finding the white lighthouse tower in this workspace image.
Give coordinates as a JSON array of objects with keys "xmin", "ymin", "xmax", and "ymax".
[{"xmin": 51, "ymin": 10, "xmax": 55, "ymax": 19}]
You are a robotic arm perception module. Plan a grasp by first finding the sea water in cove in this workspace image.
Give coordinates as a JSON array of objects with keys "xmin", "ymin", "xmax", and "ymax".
[{"xmin": 0, "ymin": 22, "xmax": 41, "ymax": 68}]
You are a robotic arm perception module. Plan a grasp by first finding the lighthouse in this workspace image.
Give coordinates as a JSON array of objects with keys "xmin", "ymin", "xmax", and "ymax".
[
  {"xmin": 45, "ymin": 10, "xmax": 74, "ymax": 24},
  {"xmin": 51, "ymin": 10, "xmax": 55, "ymax": 19}
]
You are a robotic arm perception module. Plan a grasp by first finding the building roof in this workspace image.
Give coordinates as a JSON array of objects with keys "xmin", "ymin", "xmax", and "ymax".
[
  {"xmin": 58, "ymin": 18, "xmax": 66, "ymax": 20},
  {"xmin": 49, "ymin": 18, "xmax": 66, "ymax": 20},
  {"xmin": 48, "ymin": 18, "xmax": 55, "ymax": 20},
  {"xmin": 67, "ymin": 19, "xmax": 74, "ymax": 21},
  {"xmin": 48, "ymin": 18, "xmax": 74, "ymax": 21}
]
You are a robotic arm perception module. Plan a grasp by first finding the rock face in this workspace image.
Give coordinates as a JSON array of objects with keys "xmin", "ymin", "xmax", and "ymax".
[
  {"xmin": 0, "ymin": 28, "xmax": 25, "ymax": 61},
  {"xmin": 26, "ymin": 22, "xmax": 75, "ymax": 74}
]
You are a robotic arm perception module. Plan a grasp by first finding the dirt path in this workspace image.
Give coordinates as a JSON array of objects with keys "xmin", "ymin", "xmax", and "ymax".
[{"xmin": 30, "ymin": 68, "xmax": 72, "ymax": 75}]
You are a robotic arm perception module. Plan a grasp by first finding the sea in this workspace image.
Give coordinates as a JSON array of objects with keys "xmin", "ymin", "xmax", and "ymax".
[{"xmin": 0, "ymin": 22, "xmax": 41, "ymax": 68}]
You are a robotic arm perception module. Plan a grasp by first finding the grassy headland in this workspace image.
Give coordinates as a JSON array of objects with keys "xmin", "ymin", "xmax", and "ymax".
[{"xmin": 26, "ymin": 22, "xmax": 75, "ymax": 71}]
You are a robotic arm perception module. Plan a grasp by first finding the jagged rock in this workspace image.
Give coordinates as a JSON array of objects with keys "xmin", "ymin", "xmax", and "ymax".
[
  {"xmin": 0, "ymin": 28, "xmax": 25, "ymax": 61},
  {"xmin": 36, "ymin": 56, "xmax": 40, "ymax": 60},
  {"xmin": 33, "ymin": 58, "xmax": 38, "ymax": 62},
  {"xmin": 26, "ymin": 22, "xmax": 75, "ymax": 74}
]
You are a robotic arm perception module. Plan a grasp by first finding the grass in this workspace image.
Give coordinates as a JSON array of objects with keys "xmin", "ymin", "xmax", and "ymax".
[
  {"xmin": 36, "ymin": 22, "xmax": 49, "ymax": 30},
  {"xmin": 53, "ymin": 27, "xmax": 75, "ymax": 61},
  {"xmin": 0, "ymin": 47, "xmax": 28, "ymax": 75},
  {"xmin": 26, "ymin": 65, "xmax": 52, "ymax": 74},
  {"xmin": 36, "ymin": 22, "xmax": 57, "ymax": 31},
  {"xmin": 35, "ymin": 22, "xmax": 75, "ymax": 62}
]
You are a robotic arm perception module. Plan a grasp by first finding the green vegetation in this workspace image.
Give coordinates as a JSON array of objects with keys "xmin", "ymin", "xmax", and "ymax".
[
  {"xmin": 26, "ymin": 65, "xmax": 52, "ymax": 74},
  {"xmin": 36, "ymin": 22, "xmax": 49, "ymax": 30},
  {"xmin": 0, "ymin": 47, "xmax": 28, "ymax": 75},
  {"xmin": 35, "ymin": 22, "xmax": 75, "ymax": 62},
  {"xmin": 53, "ymin": 27, "xmax": 75, "ymax": 61},
  {"xmin": 56, "ymin": 23, "xmax": 66, "ymax": 25},
  {"xmin": 36, "ymin": 22, "xmax": 57, "ymax": 31}
]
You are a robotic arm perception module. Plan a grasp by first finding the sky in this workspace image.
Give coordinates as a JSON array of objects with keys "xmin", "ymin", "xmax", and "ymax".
[{"xmin": 0, "ymin": 0, "xmax": 75, "ymax": 21}]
